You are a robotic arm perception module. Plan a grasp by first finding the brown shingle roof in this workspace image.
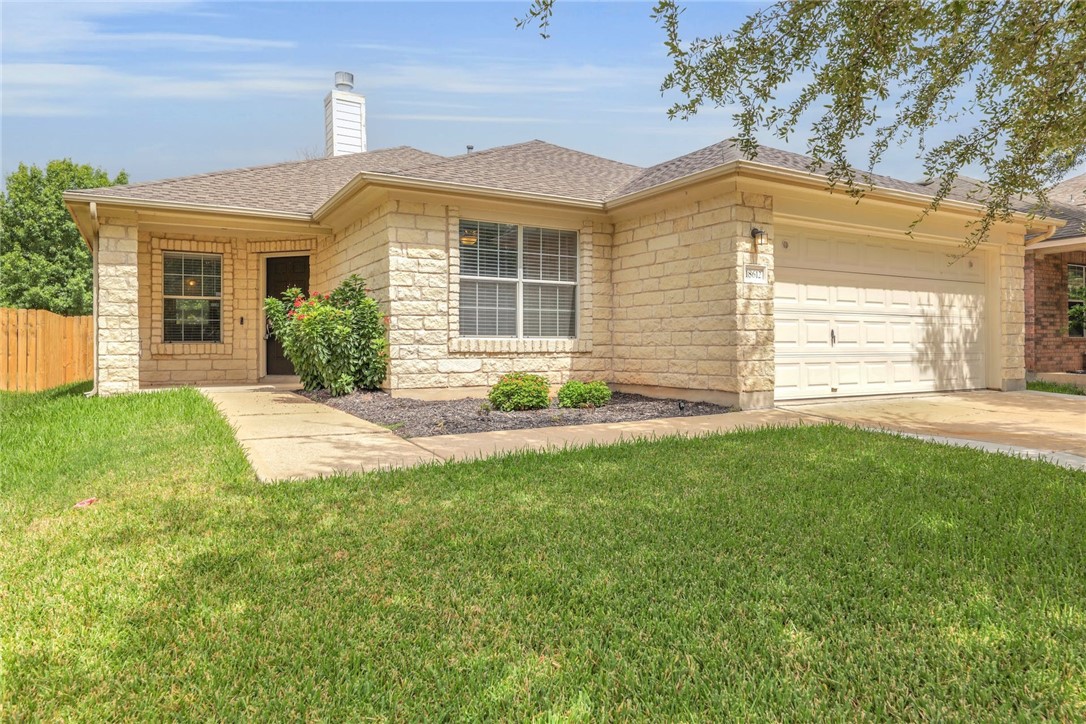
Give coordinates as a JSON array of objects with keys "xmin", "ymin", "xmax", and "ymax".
[
  {"xmin": 80, "ymin": 146, "xmax": 446, "ymax": 215},
  {"xmin": 71, "ymin": 136, "xmax": 1072, "ymax": 227},
  {"xmin": 388, "ymin": 140, "xmax": 643, "ymax": 202},
  {"xmin": 1051, "ymin": 173, "xmax": 1086, "ymax": 207}
]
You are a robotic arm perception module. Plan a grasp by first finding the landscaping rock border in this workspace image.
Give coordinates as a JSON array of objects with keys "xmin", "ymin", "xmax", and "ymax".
[{"xmin": 300, "ymin": 390, "xmax": 733, "ymax": 439}]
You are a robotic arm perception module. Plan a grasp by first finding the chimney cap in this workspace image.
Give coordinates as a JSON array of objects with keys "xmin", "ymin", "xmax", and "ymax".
[{"xmin": 334, "ymin": 71, "xmax": 354, "ymax": 92}]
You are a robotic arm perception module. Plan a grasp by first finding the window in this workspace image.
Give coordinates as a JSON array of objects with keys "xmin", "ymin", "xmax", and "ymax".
[
  {"xmin": 163, "ymin": 252, "xmax": 222, "ymax": 343},
  {"xmin": 1070, "ymin": 264, "xmax": 1085, "ymax": 338},
  {"xmin": 457, "ymin": 220, "xmax": 577, "ymax": 338}
]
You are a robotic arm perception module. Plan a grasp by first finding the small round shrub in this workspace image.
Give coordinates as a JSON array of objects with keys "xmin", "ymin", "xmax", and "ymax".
[
  {"xmin": 557, "ymin": 380, "xmax": 612, "ymax": 409},
  {"xmin": 488, "ymin": 373, "xmax": 551, "ymax": 411}
]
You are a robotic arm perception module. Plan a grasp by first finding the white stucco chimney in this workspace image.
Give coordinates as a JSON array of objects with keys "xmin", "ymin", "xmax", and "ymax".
[{"xmin": 324, "ymin": 71, "xmax": 366, "ymax": 157}]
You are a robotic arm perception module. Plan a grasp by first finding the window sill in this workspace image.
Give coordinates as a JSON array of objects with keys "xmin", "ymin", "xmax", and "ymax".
[
  {"xmin": 448, "ymin": 337, "xmax": 591, "ymax": 355},
  {"xmin": 150, "ymin": 342, "xmax": 232, "ymax": 357}
]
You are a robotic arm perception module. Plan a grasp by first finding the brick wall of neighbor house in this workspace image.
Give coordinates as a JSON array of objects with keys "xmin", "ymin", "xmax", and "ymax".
[
  {"xmin": 96, "ymin": 213, "xmax": 141, "ymax": 395},
  {"xmin": 136, "ymin": 231, "xmax": 318, "ymax": 387},
  {"xmin": 378, "ymin": 200, "xmax": 611, "ymax": 395},
  {"xmin": 609, "ymin": 187, "xmax": 774, "ymax": 408},
  {"xmin": 1026, "ymin": 250, "xmax": 1086, "ymax": 372}
]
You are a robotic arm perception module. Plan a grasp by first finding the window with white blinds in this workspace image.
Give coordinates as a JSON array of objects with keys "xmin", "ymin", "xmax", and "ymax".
[
  {"xmin": 163, "ymin": 252, "xmax": 222, "ymax": 343},
  {"xmin": 457, "ymin": 220, "xmax": 577, "ymax": 338}
]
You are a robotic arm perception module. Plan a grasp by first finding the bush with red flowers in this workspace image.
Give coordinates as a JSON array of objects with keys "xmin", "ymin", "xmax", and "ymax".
[{"xmin": 263, "ymin": 275, "xmax": 387, "ymax": 395}]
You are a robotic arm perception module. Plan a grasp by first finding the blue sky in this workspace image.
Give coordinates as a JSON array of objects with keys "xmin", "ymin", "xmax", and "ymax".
[{"xmin": 0, "ymin": 1, "xmax": 1049, "ymax": 187}]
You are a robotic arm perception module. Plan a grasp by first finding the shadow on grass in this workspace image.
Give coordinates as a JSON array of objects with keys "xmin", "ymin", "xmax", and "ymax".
[{"xmin": 0, "ymin": 380, "xmax": 93, "ymax": 412}]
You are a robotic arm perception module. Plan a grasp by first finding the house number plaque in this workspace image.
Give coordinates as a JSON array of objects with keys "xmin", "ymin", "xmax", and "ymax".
[{"xmin": 743, "ymin": 264, "xmax": 768, "ymax": 285}]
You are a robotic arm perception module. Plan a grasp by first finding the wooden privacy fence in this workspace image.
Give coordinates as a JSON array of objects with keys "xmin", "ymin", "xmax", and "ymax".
[{"xmin": 1, "ymin": 309, "xmax": 93, "ymax": 392}]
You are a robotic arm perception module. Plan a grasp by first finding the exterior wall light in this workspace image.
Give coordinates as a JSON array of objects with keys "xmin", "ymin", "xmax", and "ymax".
[{"xmin": 750, "ymin": 227, "xmax": 768, "ymax": 245}]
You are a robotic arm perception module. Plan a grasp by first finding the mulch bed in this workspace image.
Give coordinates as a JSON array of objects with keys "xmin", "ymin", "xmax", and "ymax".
[{"xmin": 299, "ymin": 389, "xmax": 733, "ymax": 438}]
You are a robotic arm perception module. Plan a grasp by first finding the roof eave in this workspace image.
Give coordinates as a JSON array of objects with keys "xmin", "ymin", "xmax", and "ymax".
[
  {"xmin": 62, "ymin": 190, "xmax": 317, "ymax": 222},
  {"xmin": 603, "ymin": 162, "xmax": 741, "ymax": 209},
  {"xmin": 739, "ymin": 160, "xmax": 1065, "ymax": 232},
  {"xmin": 1025, "ymin": 233, "xmax": 1086, "ymax": 256}
]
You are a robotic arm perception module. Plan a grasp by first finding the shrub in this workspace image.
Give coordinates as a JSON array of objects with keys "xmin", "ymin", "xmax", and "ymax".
[
  {"xmin": 557, "ymin": 380, "xmax": 613, "ymax": 409},
  {"xmin": 263, "ymin": 275, "xmax": 387, "ymax": 396},
  {"xmin": 488, "ymin": 373, "xmax": 551, "ymax": 411}
]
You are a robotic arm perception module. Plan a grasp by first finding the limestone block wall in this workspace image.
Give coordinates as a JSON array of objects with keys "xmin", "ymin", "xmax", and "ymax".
[
  {"xmin": 1025, "ymin": 249, "xmax": 1086, "ymax": 372},
  {"xmin": 136, "ymin": 231, "xmax": 317, "ymax": 387},
  {"xmin": 609, "ymin": 188, "xmax": 774, "ymax": 407},
  {"xmin": 312, "ymin": 201, "xmax": 392, "ymax": 299},
  {"xmin": 381, "ymin": 200, "xmax": 610, "ymax": 394},
  {"xmin": 96, "ymin": 213, "xmax": 140, "ymax": 395},
  {"xmin": 998, "ymin": 234, "xmax": 1027, "ymax": 389}
]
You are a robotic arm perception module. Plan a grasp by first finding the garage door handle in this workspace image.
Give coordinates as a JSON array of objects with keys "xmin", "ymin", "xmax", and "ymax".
[{"xmin": 830, "ymin": 329, "xmax": 836, "ymax": 346}]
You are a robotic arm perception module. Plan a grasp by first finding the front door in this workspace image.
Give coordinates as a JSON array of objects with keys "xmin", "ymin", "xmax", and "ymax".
[{"xmin": 265, "ymin": 256, "xmax": 310, "ymax": 376}]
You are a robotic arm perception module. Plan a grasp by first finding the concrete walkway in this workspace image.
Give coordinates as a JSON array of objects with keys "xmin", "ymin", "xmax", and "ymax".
[
  {"xmin": 781, "ymin": 390, "xmax": 1086, "ymax": 470},
  {"xmin": 203, "ymin": 386, "xmax": 1086, "ymax": 480},
  {"xmin": 201, "ymin": 384, "xmax": 812, "ymax": 481}
]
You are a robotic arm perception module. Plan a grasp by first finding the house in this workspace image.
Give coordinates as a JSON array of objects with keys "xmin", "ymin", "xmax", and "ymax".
[
  {"xmin": 65, "ymin": 73, "xmax": 1049, "ymax": 408},
  {"xmin": 1025, "ymin": 174, "xmax": 1086, "ymax": 373}
]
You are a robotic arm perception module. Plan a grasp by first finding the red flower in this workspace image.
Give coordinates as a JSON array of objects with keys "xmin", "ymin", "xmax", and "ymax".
[{"xmin": 293, "ymin": 298, "xmax": 303, "ymax": 308}]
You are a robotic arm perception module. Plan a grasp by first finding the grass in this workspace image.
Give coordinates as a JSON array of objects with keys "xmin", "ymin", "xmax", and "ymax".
[
  {"xmin": 2, "ymin": 384, "xmax": 1085, "ymax": 720},
  {"xmin": 1028, "ymin": 379, "xmax": 1086, "ymax": 395}
]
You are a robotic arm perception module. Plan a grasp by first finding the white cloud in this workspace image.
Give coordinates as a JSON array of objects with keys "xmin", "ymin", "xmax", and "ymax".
[
  {"xmin": 365, "ymin": 61, "xmax": 641, "ymax": 96},
  {"xmin": 2, "ymin": 62, "xmax": 327, "ymax": 116},
  {"xmin": 1, "ymin": 2, "xmax": 291, "ymax": 54}
]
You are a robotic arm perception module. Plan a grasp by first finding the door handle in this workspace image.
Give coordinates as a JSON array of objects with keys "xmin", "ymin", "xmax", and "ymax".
[{"xmin": 830, "ymin": 329, "xmax": 836, "ymax": 346}]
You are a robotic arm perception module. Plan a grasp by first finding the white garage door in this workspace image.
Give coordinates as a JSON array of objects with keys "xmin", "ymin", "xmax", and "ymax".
[{"xmin": 774, "ymin": 231, "xmax": 988, "ymax": 400}]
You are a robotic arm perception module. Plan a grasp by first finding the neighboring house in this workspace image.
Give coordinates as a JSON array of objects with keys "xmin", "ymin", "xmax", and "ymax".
[
  {"xmin": 1025, "ymin": 174, "xmax": 1086, "ymax": 372},
  {"xmin": 65, "ymin": 74, "xmax": 1049, "ymax": 408}
]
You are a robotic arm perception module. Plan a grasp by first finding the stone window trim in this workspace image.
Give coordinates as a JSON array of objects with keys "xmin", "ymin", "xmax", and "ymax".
[
  {"xmin": 446, "ymin": 209, "xmax": 594, "ymax": 355},
  {"xmin": 1069, "ymin": 263, "xmax": 1085, "ymax": 338},
  {"xmin": 148, "ymin": 237, "xmax": 234, "ymax": 357}
]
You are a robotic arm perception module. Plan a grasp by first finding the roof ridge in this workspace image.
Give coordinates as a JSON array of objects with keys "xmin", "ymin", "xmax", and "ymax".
[{"xmin": 105, "ymin": 145, "xmax": 424, "ymax": 191}]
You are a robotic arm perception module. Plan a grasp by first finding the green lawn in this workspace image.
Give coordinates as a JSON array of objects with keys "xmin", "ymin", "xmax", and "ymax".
[
  {"xmin": 1028, "ymin": 379, "xmax": 1086, "ymax": 395},
  {"xmin": 2, "ymin": 384, "xmax": 1085, "ymax": 720}
]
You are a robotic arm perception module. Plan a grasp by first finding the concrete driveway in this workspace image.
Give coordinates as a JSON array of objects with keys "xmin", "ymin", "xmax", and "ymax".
[{"xmin": 780, "ymin": 390, "xmax": 1086, "ymax": 469}]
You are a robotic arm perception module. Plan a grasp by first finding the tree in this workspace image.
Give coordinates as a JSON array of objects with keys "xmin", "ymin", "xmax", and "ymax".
[
  {"xmin": 519, "ymin": 0, "xmax": 1086, "ymax": 244},
  {"xmin": 0, "ymin": 160, "xmax": 128, "ymax": 315}
]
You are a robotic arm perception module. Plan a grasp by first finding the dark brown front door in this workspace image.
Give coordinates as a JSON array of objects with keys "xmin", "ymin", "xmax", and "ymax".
[{"xmin": 265, "ymin": 256, "xmax": 310, "ymax": 376}]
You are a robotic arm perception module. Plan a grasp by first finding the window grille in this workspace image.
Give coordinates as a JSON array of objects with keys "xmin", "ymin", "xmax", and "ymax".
[
  {"xmin": 457, "ymin": 220, "xmax": 577, "ymax": 338},
  {"xmin": 163, "ymin": 252, "xmax": 222, "ymax": 343}
]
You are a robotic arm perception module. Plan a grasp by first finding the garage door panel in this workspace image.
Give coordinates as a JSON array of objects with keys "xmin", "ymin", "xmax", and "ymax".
[
  {"xmin": 777, "ymin": 232, "xmax": 986, "ymax": 283},
  {"xmin": 774, "ymin": 232, "xmax": 988, "ymax": 400}
]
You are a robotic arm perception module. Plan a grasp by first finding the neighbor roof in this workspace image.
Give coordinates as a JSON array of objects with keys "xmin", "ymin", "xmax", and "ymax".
[
  {"xmin": 1047, "ymin": 201, "xmax": 1086, "ymax": 240},
  {"xmin": 1050, "ymin": 173, "xmax": 1086, "ymax": 208}
]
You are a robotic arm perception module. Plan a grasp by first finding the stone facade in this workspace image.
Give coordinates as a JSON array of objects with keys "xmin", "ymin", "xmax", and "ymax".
[
  {"xmin": 998, "ymin": 234, "xmax": 1028, "ymax": 389},
  {"xmin": 96, "ymin": 214, "xmax": 141, "ymax": 395},
  {"xmin": 383, "ymin": 202, "xmax": 609, "ymax": 395},
  {"xmin": 610, "ymin": 187, "xmax": 773, "ymax": 408},
  {"xmin": 91, "ymin": 182, "xmax": 1030, "ymax": 409},
  {"xmin": 1025, "ymin": 250, "xmax": 1086, "ymax": 372},
  {"xmin": 134, "ymin": 231, "xmax": 318, "ymax": 388}
]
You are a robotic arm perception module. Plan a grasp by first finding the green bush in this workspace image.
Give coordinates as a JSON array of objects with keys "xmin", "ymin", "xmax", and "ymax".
[
  {"xmin": 263, "ymin": 275, "xmax": 387, "ymax": 396},
  {"xmin": 488, "ymin": 373, "xmax": 551, "ymax": 411},
  {"xmin": 557, "ymin": 380, "xmax": 613, "ymax": 409}
]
